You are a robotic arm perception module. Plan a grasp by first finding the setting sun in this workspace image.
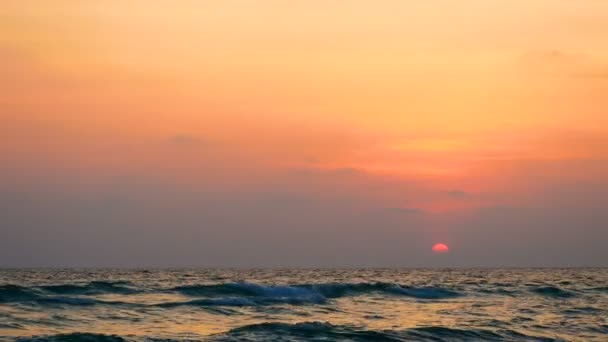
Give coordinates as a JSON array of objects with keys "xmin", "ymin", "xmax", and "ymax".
[{"xmin": 432, "ymin": 243, "xmax": 450, "ymax": 253}]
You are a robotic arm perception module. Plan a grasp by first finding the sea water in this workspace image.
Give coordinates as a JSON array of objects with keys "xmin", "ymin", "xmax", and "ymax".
[{"xmin": 1, "ymin": 269, "xmax": 607, "ymax": 341}]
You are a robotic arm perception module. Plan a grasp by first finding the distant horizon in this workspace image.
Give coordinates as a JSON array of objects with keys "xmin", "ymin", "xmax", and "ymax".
[{"xmin": 2, "ymin": 265, "xmax": 607, "ymax": 270}]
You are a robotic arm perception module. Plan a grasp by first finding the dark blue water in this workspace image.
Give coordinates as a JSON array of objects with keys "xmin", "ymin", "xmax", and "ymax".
[{"xmin": 1, "ymin": 269, "xmax": 607, "ymax": 341}]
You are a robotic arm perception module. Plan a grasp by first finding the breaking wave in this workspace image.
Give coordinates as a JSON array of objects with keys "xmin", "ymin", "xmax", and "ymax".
[{"xmin": 173, "ymin": 282, "xmax": 462, "ymax": 301}]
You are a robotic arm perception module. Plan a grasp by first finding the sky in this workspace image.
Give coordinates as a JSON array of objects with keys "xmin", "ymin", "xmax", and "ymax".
[{"xmin": 1, "ymin": 1, "xmax": 607, "ymax": 267}]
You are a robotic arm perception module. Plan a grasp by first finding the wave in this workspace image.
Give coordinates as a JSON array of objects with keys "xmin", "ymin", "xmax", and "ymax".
[
  {"xmin": 34, "ymin": 296, "xmax": 104, "ymax": 306},
  {"xmin": 40, "ymin": 281, "xmax": 137, "ymax": 295},
  {"xmin": 561, "ymin": 306, "xmax": 602, "ymax": 315},
  {"xmin": 3, "ymin": 281, "xmax": 585, "ymax": 311},
  {"xmin": 1, "ymin": 281, "xmax": 140, "ymax": 308},
  {"xmin": 5, "ymin": 324, "xmax": 566, "ymax": 342},
  {"xmin": 210, "ymin": 321, "xmax": 561, "ymax": 341},
  {"xmin": 173, "ymin": 282, "xmax": 462, "ymax": 301},
  {"xmin": 211, "ymin": 321, "xmax": 404, "ymax": 341},
  {"xmin": 174, "ymin": 282, "xmax": 323, "ymax": 298},
  {"xmin": 403, "ymin": 326, "xmax": 559, "ymax": 341},
  {"xmin": 0, "ymin": 284, "xmax": 134, "ymax": 308},
  {"xmin": 384, "ymin": 286, "xmax": 461, "ymax": 299},
  {"xmin": 531, "ymin": 286, "xmax": 576, "ymax": 298},
  {"xmin": 158, "ymin": 295, "xmax": 326, "ymax": 308},
  {"xmin": 1, "ymin": 281, "xmax": 137, "ymax": 304},
  {"xmin": 0, "ymin": 285, "xmax": 40, "ymax": 303},
  {"xmin": 16, "ymin": 332, "xmax": 126, "ymax": 342},
  {"xmin": 154, "ymin": 282, "xmax": 460, "ymax": 308},
  {"xmin": 0, "ymin": 322, "xmax": 24, "ymax": 329}
]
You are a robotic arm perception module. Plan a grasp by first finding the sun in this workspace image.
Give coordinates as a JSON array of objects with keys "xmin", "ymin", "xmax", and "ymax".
[{"xmin": 432, "ymin": 243, "xmax": 449, "ymax": 253}]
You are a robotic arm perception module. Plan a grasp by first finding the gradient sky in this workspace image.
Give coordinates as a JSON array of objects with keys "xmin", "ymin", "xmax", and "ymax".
[{"xmin": 2, "ymin": 1, "xmax": 607, "ymax": 267}]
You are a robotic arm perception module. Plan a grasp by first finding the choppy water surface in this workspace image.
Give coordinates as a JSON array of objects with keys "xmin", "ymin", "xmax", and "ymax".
[{"xmin": 0, "ymin": 269, "xmax": 607, "ymax": 341}]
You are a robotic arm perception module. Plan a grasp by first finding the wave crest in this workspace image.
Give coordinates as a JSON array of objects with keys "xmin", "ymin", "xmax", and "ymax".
[{"xmin": 173, "ymin": 282, "xmax": 462, "ymax": 302}]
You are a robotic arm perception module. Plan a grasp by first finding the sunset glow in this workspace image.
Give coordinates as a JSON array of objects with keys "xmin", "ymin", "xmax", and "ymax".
[
  {"xmin": 1, "ymin": 1, "xmax": 607, "ymax": 268},
  {"xmin": 2, "ymin": 2, "xmax": 608, "ymax": 340}
]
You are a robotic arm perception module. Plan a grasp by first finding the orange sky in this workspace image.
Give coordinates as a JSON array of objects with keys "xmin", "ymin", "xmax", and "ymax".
[
  {"xmin": 1, "ymin": 1, "xmax": 608, "ymax": 266},
  {"xmin": 4, "ymin": 1, "xmax": 607, "ymax": 207}
]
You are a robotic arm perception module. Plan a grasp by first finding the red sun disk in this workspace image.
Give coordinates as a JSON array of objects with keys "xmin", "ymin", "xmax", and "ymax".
[{"xmin": 432, "ymin": 243, "xmax": 449, "ymax": 253}]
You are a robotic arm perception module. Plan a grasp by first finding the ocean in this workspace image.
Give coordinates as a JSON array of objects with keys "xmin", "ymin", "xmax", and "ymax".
[{"xmin": 0, "ymin": 269, "xmax": 606, "ymax": 341}]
